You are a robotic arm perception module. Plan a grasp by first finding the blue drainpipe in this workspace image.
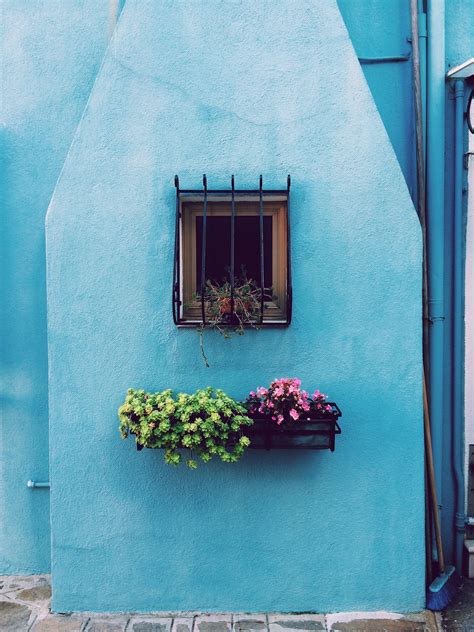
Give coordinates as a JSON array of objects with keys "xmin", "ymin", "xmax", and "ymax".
[
  {"xmin": 426, "ymin": 0, "xmax": 445, "ymax": 510},
  {"xmin": 452, "ymin": 79, "xmax": 466, "ymax": 569},
  {"xmin": 418, "ymin": 1, "xmax": 427, "ymax": 159}
]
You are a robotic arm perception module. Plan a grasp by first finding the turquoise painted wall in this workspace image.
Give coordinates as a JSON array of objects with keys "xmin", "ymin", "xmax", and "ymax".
[
  {"xmin": 0, "ymin": 1, "xmax": 111, "ymax": 573},
  {"xmin": 338, "ymin": 0, "xmax": 416, "ymax": 200},
  {"xmin": 46, "ymin": 0, "xmax": 424, "ymax": 613}
]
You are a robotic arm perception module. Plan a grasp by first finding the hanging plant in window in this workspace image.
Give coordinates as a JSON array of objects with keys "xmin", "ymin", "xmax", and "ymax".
[
  {"xmin": 193, "ymin": 275, "xmax": 262, "ymax": 366},
  {"xmin": 172, "ymin": 174, "xmax": 292, "ymax": 366}
]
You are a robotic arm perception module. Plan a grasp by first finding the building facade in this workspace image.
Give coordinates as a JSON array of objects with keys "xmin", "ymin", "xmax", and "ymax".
[{"xmin": 1, "ymin": 0, "xmax": 473, "ymax": 614}]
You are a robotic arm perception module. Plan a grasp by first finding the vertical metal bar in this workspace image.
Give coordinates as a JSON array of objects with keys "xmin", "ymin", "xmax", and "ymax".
[
  {"xmin": 172, "ymin": 175, "xmax": 180, "ymax": 324},
  {"xmin": 259, "ymin": 175, "xmax": 264, "ymax": 323},
  {"xmin": 201, "ymin": 175, "xmax": 208, "ymax": 325},
  {"xmin": 286, "ymin": 175, "xmax": 292, "ymax": 325},
  {"xmin": 230, "ymin": 175, "xmax": 235, "ymax": 314}
]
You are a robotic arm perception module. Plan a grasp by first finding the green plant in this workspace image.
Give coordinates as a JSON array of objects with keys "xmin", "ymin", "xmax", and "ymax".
[
  {"xmin": 195, "ymin": 276, "xmax": 263, "ymax": 366},
  {"xmin": 119, "ymin": 387, "xmax": 253, "ymax": 468}
]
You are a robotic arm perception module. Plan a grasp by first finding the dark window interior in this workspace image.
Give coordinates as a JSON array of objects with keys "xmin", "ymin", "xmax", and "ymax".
[{"xmin": 196, "ymin": 216, "xmax": 272, "ymax": 289}]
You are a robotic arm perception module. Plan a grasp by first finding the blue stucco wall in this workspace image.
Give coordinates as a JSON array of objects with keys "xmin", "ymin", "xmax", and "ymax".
[
  {"xmin": 46, "ymin": 0, "xmax": 423, "ymax": 613},
  {"xmin": 0, "ymin": 1, "xmax": 111, "ymax": 574},
  {"xmin": 338, "ymin": 0, "xmax": 416, "ymax": 200}
]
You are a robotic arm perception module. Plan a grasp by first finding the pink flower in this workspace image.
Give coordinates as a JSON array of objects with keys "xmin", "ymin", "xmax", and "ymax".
[
  {"xmin": 249, "ymin": 391, "xmax": 256, "ymax": 397},
  {"xmin": 325, "ymin": 404, "xmax": 332, "ymax": 411},
  {"xmin": 257, "ymin": 387, "xmax": 268, "ymax": 397},
  {"xmin": 267, "ymin": 401, "xmax": 274, "ymax": 408},
  {"xmin": 289, "ymin": 409, "xmax": 299, "ymax": 420},
  {"xmin": 302, "ymin": 402, "xmax": 310, "ymax": 411},
  {"xmin": 277, "ymin": 414, "xmax": 284, "ymax": 425}
]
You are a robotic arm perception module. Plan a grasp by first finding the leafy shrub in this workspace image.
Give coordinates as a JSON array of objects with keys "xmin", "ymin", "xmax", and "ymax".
[{"xmin": 119, "ymin": 387, "xmax": 253, "ymax": 468}]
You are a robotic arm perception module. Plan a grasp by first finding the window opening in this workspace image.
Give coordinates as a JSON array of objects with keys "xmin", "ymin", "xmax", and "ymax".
[{"xmin": 173, "ymin": 175, "xmax": 292, "ymax": 327}]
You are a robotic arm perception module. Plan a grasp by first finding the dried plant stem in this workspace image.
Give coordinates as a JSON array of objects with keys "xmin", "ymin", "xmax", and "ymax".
[{"xmin": 198, "ymin": 328, "xmax": 210, "ymax": 368}]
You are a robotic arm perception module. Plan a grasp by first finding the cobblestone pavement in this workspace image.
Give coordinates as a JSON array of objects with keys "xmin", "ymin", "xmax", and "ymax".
[{"xmin": 0, "ymin": 575, "xmax": 444, "ymax": 632}]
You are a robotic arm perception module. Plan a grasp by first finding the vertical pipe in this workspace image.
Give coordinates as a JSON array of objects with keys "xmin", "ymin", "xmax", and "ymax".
[
  {"xmin": 418, "ymin": 0, "xmax": 428, "ymax": 160},
  {"xmin": 426, "ymin": 0, "xmax": 445, "ymax": 508},
  {"xmin": 416, "ymin": 0, "xmax": 430, "ymax": 382},
  {"xmin": 453, "ymin": 79, "xmax": 466, "ymax": 569},
  {"xmin": 411, "ymin": 0, "xmax": 426, "ymax": 228}
]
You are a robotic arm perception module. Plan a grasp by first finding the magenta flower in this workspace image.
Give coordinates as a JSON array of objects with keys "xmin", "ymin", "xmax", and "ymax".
[{"xmin": 246, "ymin": 378, "xmax": 332, "ymax": 425}]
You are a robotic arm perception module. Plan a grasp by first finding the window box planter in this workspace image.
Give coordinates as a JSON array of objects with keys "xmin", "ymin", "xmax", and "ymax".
[
  {"xmin": 244, "ymin": 404, "xmax": 342, "ymax": 451},
  {"xmin": 130, "ymin": 404, "xmax": 342, "ymax": 452},
  {"xmin": 119, "ymin": 382, "xmax": 342, "ymax": 466}
]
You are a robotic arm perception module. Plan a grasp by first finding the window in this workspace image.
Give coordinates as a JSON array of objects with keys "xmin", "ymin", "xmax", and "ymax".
[{"xmin": 172, "ymin": 177, "xmax": 292, "ymax": 326}]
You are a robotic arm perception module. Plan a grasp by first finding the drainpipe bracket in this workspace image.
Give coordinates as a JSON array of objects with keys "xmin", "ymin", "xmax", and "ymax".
[{"xmin": 455, "ymin": 512, "xmax": 467, "ymax": 531}]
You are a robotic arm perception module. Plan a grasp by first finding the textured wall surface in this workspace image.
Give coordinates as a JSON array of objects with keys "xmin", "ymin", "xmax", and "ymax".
[
  {"xmin": 338, "ymin": 0, "xmax": 415, "ymax": 199},
  {"xmin": 0, "ymin": 0, "xmax": 111, "ymax": 573},
  {"xmin": 46, "ymin": 0, "xmax": 423, "ymax": 613}
]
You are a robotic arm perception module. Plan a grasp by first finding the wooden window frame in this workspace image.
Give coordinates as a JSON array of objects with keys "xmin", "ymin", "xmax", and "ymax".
[{"xmin": 179, "ymin": 197, "xmax": 289, "ymax": 324}]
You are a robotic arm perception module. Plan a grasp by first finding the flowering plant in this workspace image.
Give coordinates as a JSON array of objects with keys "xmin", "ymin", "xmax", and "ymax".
[{"xmin": 245, "ymin": 377, "xmax": 333, "ymax": 424}]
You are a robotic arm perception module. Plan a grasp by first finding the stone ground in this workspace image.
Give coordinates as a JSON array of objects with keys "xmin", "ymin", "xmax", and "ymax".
[
  {"xmin": 0, "ymin": 575, "xmax": 446, "ymax": 632},
  {"xmin": 441, "ymin": 579, "xmax": 474, "ymax": 631}
]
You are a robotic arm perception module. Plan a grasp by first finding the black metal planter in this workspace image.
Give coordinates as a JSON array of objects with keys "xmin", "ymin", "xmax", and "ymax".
[
  {"xmin": 244, "ymin": 404, "xmax": 342, "ymax": 451},
  {"xmin": 129, "ymin": 403, "xmax": 342, "ymax": 453}
]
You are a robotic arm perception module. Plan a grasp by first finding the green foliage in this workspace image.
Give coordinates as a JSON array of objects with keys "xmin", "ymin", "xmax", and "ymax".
[
  {"xmin": 119, "ymin": 387, "xmax": 254, "ymax": 468},
  {"xmin": 194, "ymin": 276, "xmax": 267, "ymax": 367},
  {"xmin": 200, "ymin": 277, "xmax": 262, "ymax": 336}
]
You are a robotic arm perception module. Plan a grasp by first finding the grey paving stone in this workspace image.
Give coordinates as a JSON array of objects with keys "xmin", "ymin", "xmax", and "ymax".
[
  {"xmin": 31, "ymin": 614, "xmax": 88, "ymax": 631},
  {"xmin": 0, "ymin": 600, "xmax": 32, "ymax": 631},
  {"xmin": 268, "ymin": 615, "xmax": 325, "ymax": 632},
  {"xmin": 233, "ymin": 615, "xmax": 267, "ymax": 632},
  {"xmin": 327, "ymin": 619, "xmax": 436, "ymax": 632},
  {"xmin": 128, "ymin": 618, "xmax": 172, "ymax": 632},
  {"xmin": 85, "ymin": 618, "xmax": 128, "ymax": 632},
  {"xmin": 171, "ymin": 617, "xmax": 194, "ymax": 632},
  {"xmin": 16, "ymin": 585, "xmax": 52, "ymax": 602},
  {"xmin": 196, "ymin": 615, "xmax": 232, "ymax": 632}
]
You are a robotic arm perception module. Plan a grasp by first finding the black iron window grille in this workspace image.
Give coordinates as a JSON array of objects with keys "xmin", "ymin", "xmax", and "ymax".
[{"xmin": 172, "ymin": 175, "xmax": 292, "ymax": 327}]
